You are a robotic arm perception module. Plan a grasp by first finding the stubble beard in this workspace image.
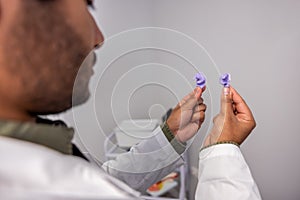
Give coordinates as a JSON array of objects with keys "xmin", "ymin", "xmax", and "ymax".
[{"xmin": 3, "ymin": 1, "xmax": 93, "ymax": 116}]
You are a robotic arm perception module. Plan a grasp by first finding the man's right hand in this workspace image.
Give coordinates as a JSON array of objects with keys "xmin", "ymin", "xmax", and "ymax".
[{"xmin": 203, "ymin": 86, "xmax": 256, "ymax": 147}]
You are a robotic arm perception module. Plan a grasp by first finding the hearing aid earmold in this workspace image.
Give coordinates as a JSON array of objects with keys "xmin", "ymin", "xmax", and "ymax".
[
  {"xmin": 219, "ymin": 73, "xmax": 231, "ymax": 88},
  {"xmin": 195, "ymin": 72, "xmax": 206, "ymax": 89}
]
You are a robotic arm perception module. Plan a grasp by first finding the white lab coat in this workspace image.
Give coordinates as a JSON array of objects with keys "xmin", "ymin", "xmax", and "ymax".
[{"xmin": 0, "ymin": 127, "xmax": 261, "ymax": 200}]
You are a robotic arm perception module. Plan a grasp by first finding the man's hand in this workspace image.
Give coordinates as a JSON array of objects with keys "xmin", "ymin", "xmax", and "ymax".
[
  {"xmin": 204, "ymin": 86, "xmax": 256, "ymax": 147},
  {"xmin": 167, "ymin": 87, "xmax": 206, "ymax": 143}
]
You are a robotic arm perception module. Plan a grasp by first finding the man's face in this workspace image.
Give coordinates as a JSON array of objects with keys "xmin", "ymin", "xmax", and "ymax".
[{"xmin": 0, "ymin": 0, "xmax": 104, "ymax": 115}]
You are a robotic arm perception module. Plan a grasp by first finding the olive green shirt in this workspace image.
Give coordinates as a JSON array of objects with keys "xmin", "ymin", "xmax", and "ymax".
[
  {"xmin": 0, "ymin": 119, "xmax": 186, "ymax": 155},
  {"xmin": 0, "ymin": 119, "xmax": 74, "ymax": 154}
]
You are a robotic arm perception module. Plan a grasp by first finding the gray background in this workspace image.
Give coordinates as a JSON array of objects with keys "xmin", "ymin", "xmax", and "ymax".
[{"xmin": 62, "ymin": 1, "xmax": 300, "ymax": 199}]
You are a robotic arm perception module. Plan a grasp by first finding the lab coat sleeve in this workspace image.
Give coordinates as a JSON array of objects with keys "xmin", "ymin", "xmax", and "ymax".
[
  {"xmin": 102, "ymin": 126, "xmax": 185, "ymax": 193},
  {"xmin": 195, "ymin": 144, "xmax": 262, "ymax": 200}
]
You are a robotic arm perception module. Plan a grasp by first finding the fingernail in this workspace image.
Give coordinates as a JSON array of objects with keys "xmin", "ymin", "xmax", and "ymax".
[{"xmin": 223, "ymin": 87, "xmax": 230, "ymax": 96}]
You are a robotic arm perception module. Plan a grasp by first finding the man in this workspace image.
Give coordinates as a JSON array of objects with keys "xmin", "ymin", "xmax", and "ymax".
[{"xmin": 0, "ymin": 0, "xmax": 261, "ymax": 199}]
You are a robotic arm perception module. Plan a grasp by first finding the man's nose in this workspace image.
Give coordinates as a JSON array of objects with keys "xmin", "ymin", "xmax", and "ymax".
[{"xmin": 92, "ymin": 18, "xmax": 104, "ymax": 49}]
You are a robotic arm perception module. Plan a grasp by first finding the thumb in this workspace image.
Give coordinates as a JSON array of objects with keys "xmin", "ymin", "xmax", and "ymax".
[
  {"xmin": 195, "ymin": 86, "xmax": 204, "ymax": 100},
  {"xmin": 182, "ymin": 87, "xmax": 203, "ymax": 110},
  {"xmin": 220, "ymin": 87, "xmax": 234, "ymax": 115}
]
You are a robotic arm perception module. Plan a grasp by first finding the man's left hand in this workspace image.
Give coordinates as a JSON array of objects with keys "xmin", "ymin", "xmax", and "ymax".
[{"xmin": 166, "ymin": 87, "xmax": 206, "ymax": 143}]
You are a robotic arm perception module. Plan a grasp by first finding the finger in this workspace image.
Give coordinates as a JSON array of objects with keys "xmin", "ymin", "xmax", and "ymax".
[
  {"xmin": 185, "ymin": 122, "xmax": 201, "ymax": 133},
  {"xmin": 179, "ymin": 87, "xmax": 204, "ymax": 108},
  {"xmin": 201, "ymin": 86, "xmax": 206, "ymax": 93},
  {"xmin": 220, "ymin": 87, "xmax": 234, "ymax": 116},
  {"xmin": 181, "ymin": 91, "xmax": 200, "ymax": 110},
  {"xmin": 179, "ymin": 89, "xmax": 195, "ymax": 106},
  {"xmin": 198, "ymin": 97, "xmax": 204, "ymax": 104},
  {"xmin": 231, "ymin": 87, "xmax": 254, "ymax": 119},
  {"xmin": 232, "ymin": 103, "xmax": 237, "ymax": 112},
  {"xmin": 194, "ymin": 104, "xmax": 206, "ymax": 112},
  {"xmin": 194, "ymin": 87, "xmax": 204, "ymax": 100},
  {"xmin": 191, "ymin": 111, "xmax": 205, "ymax": 123}
]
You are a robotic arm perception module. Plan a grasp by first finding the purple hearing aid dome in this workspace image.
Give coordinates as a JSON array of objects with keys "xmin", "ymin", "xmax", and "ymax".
[
  {"xmin": 219, "ymin": 73, "xmax": 231, "ymax": 87},
  {"xmin": 195, "ymin": 72, "xmax": 206, "ymax": 89}
]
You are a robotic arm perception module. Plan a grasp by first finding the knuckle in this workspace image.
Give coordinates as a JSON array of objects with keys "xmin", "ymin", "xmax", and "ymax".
[
  {"xmin": 200, "ymin": 111, "xmax": 205, "ymax": 117},
  {"xmin": 200, "ymin": 112, "xmax": 205, "ymax": 122}
]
